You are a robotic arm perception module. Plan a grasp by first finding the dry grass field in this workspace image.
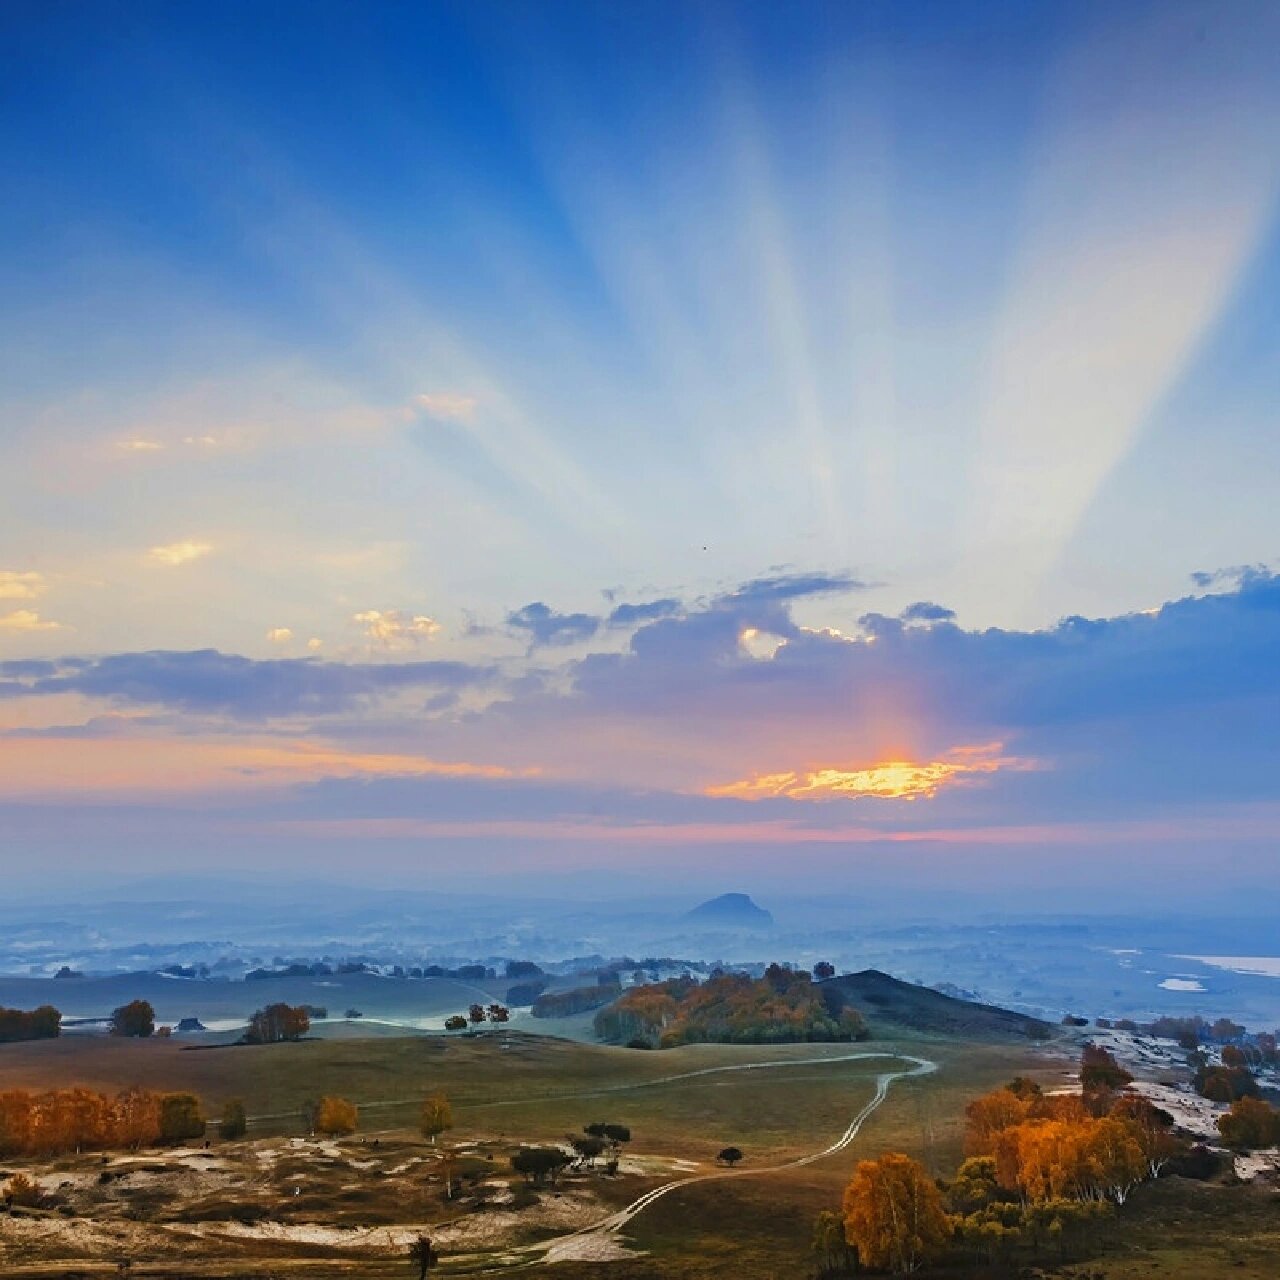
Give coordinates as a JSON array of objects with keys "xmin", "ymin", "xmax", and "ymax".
[{"xmin": 1, "ymin": 1027, "xmax": 1277, "ymax": 1277}]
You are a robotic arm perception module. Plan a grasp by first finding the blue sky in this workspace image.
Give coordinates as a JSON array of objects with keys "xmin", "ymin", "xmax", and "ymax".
[{"xmin": 2, "ymin": 2, "xmax": 1279, "ymax": 896}]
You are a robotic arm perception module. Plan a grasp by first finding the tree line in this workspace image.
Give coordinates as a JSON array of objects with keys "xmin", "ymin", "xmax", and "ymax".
[
  {"xmin": 0, "ymin": 1005, "xmax": 61, "ymax": 1043},
  {"xmin": 595, "ymin": 964, "xmax": 866, "ymax": 1048},
  {"xmin": 0, "ymin": 1087, "xmax": 207, "ymax": 1155}
]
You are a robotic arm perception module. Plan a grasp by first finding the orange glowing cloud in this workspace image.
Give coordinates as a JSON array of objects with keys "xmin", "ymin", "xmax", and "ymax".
[{"xmin": 705, "ymin": 743, "xmax": 1032, "ymax": 801}]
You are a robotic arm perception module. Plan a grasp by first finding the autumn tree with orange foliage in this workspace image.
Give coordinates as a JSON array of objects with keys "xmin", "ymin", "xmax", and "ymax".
[
  {"xmin": 842, "ymin": 1152, "xmax": 951, "ymax": 1274},
  {"xmin": 315, "ymin": 1095, "xmax": 358, "ymax": 1136}
]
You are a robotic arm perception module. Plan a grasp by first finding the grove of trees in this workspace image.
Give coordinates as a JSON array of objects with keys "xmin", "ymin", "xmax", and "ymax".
[
  {"xmin": 531, "ymin": 985, "xmax": 619, "ymax": 1018},
  {"xmin": 0, "ymin": 1086, "xmax": 207, "ymax": 1155},
  {"xmin": 0, "ymin": 1005, "xmax": 61, "ymax": 1043},
  {"xmin": 245, "ymin": 1003, "xmax": 310, "ymax": 1044},
  {"xmin": 595, "ymin": 965, "xmax": 867, "ymax": 1048},
  {"xmin": 815, "ymin": 1045, "xmax": 1204, "ymax": 1275}
]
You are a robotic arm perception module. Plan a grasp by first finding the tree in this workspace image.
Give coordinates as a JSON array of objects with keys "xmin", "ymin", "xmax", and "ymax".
[
  {"xmin": 843, "ymin": 1152, "xmax": 951, "ymax": 1274},
  {"xmin": 486, "ymin": 1003, "xmax": 510, "ymax": 1025},
  {"xmin": 1084, "ymin": 1117, "xmax": 1146, "ymax": 1204},
  {"xmin": 113, "ymin": 1087, "xmax": 162, "ymax": 1149},
  {"xmin": 813, "ymin": 961, "xmax": 836, "ymax": 981},
  {"xmin": 245, "ymin": 1003, "xmax": 310, "ymax": 1044},
  {"xmin": 717, "ymin": 1146, "xmax": 743, "ymax": 1167},
  {"xmin": 1079, "ymin": 1044, "xmax": 1133, "ymax": 1096},
  {"xmin": 586, "ymin": 1121, "xmax": 632, "ymax": 1149},
  {"xmin": 812, "ymin": 1208, "xmax": 855, "ymax": 1274},
  {"xmin": 420, "ymin": 1094, "xmax": 452, "ymax": 1144},
  {"xmin": 315, "ymin": 1095, "xmax": 358, "ymax": 1136},
  {"xmin": 1110, "ymin": 1095, "xmax": 1178, "ymax": 1177},
  {"xmin": 947, "ymin": 1156, "xmax": 1003, "ymax": 1214},
  {"xmin": 467, "ymin": 1003, "xmax": 487, "ymax": 1027},
  {"xmin": 1194, "ymin": 1063, "xmax": 1258, "ymax": 1102},
  {"xmin": 1217, "ymin": 1097, "xmax": 1280, "ymax": 1150},
  {"xmin": 964, "ymin": 1088, "xmax": 1030, "ymax": 1156},
  {"xmin": 444, "ymin": 1015, "xmax": 468, "ymax": 1032},
  {"xmin": 3, "ymin": 1173, "xmax": 41, "ymax": 1208},
  {"xmin": 408, "ymin": 1235, "xmax": 439, "ymax": 1279},
  {"xmin": 301, "ymin": 1098, "xmax": 319, "ymax": 1136},
  {"xmin": 110, "ymin": 1000, "xmax": 155, "ymax": 1038},
  {"xmin": 570, "ymin": 1134, "xmax": 607, "ymax": 1165},
  {"xmin": 159, "ymin": 1093, "xmax": 206, "ymax": 1143},
  {"xmin": 511, "ymin": 1146, "xmax": 572, "ymax": 1186},
  {"xmin": 219, "ymin": 1098, "xmax": 247, "ymax": 1140}
]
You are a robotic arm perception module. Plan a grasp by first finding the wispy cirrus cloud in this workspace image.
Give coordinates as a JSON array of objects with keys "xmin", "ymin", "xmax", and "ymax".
[{"xmin": 416, "ymin": 391, "xmax": 478, "ymax": 422}]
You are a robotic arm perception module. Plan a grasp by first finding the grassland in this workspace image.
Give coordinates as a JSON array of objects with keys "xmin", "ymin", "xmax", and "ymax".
[{"xmin": 1, "ymin": 1026, "xmax": 1277, "ymax": 1277}]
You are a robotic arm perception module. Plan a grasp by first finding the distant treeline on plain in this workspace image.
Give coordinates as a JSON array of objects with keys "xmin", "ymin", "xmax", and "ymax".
[{"xmin": 0, "ymin": 1005, "xmax": 62, "ymax": 1043}]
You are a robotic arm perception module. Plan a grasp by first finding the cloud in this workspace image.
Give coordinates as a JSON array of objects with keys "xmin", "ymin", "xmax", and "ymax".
[
  {"xmin": 352, "ymin": 609, "xmax": 441, "ymax": 649},
  {"xmin": 0, "ymin": 650, "xmax": 495, "ymax": 718},
  {"xmin": 266, "ymin": 628, "xmax": 294, "ymax": 645},
  {"xmin": 0, "ymin": 572, "xmax": 45, "ymax": 601},
  {"xmin": 0, "ymin": 610, "xmax": 63, "ymax": 633},
  {"xmin": 706, "ymin": 743, "xmax": 1031, "ymax": 802},
  {"xmin": 1190, "ymin": 564, "xmax": 1271, "ymax": 590},
  {"xmin": 607, "ymin": 598, "xmax": 682, "ymax": 627},
  {"xmin": 715, "ymin": 571, "xmax": 867, "ymax": 605},
  {"xmin": 899, "ymin": 601, "xmax": 956, "ymax": 624},
  {"xmin": 116, "ymin": 438, "xmax": 164, "ymax": 452},
  {"xmin": 416, "ymin": 392, "xmax": 478, "ymax": 422},
  {"xmin": 507, "ymin": 601, "xmax": 600, "ymax": 648},
  {"xmin": 148, "ymin": 540, "xmax": 213, "ymax": 567}
]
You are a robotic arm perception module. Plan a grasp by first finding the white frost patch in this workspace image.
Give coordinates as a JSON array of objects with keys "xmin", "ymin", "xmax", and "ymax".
[
  {"xmin": 1234, "ymin": 1150, "xmax": 1280, "ymax": 1182},
  {"xmin": 1179, "ymin": 955, "xmax": 1280, "ymax": 979},
  {"xmin": 1129, "ymin": 1081, "xmax": 1225, "ymax": 1140},
  {"xmin": 544, "ymin": 1233, "xmax": 641, "ymax": 1263}
]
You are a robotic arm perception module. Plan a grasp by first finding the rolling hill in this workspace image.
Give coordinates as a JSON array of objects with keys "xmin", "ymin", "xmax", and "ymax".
[{"xmin": 820, "ymin": 969, "xmax": 1052, "ymax": 1039}]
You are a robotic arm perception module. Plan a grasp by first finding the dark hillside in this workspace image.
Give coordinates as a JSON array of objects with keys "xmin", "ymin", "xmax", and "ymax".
[{"xmin": 820, "ymin": 969, "xmax": 1051, "ymax": 1039}]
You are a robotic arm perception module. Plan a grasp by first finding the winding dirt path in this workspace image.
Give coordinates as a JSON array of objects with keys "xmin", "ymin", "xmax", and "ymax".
[{"xmin": 451, "ymin": 1049, "xmax": 938, "ymax": 1272}]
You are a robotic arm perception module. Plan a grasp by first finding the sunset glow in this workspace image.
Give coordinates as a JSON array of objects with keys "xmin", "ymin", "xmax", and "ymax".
[{"xmin": 706, "ymin": 745, "xmax": 1027, "ymax": 802}]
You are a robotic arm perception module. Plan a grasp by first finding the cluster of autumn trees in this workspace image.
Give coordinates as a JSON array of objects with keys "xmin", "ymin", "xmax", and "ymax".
[
  {"xmin": 813, "ymin": 1044, "xmax": 1222, "ymax": 1276},
  {"xmin": 0, "ymin": 1087, "xmax": 207, "ymax": 1156},
  {"xmin": 245, "ymin": 1002, "xmax": 311, "ymax": 1044},
  {"xmin": 0, "ymin": 1005, "xmax": 62, "ymax": 1043},
  {"xmin": 595, "ymin": 964, "xmax": 867, "ymax": 1048},
  {"xmin": 443, "ymin": 1002, "xmax": 509, "ymax": 1032}
]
